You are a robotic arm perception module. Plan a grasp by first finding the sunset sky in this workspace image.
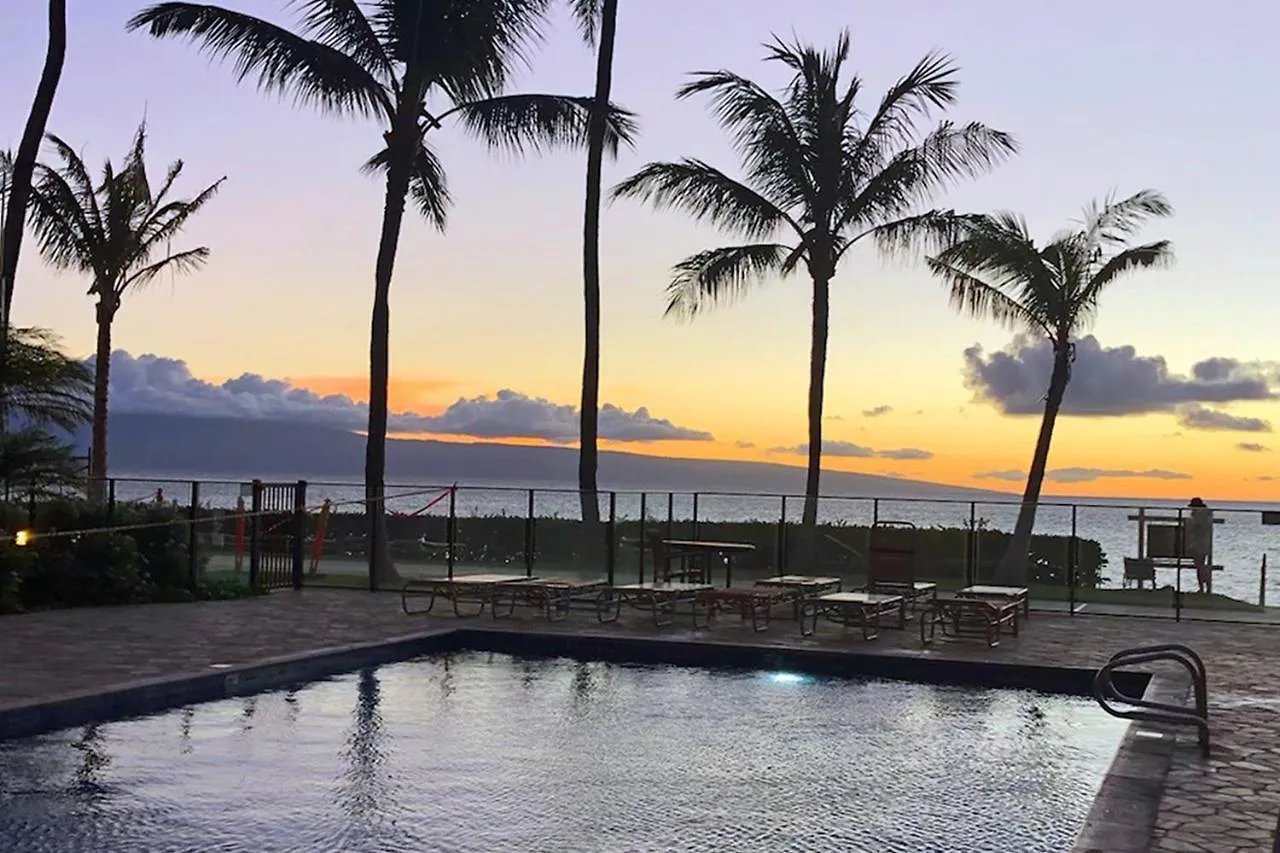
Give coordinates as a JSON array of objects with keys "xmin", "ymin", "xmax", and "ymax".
[{"xmin": 6, "ymin": 0, "xmax": 1280, "ymax": 500}]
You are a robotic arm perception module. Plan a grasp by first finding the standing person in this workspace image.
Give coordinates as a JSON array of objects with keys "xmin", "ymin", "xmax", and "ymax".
[{"xmin": 1185, "ymin": 497, "xmax": 1214, "ymax": 594}]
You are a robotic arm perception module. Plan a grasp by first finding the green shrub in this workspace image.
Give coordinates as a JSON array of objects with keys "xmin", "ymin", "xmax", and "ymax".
[{"xmin": 19, "ymin": 532, "xmax": 151, "ymax": 610}]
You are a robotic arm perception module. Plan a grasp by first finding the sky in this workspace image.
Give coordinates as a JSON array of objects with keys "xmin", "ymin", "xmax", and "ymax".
[{"xmin": 5, "ymin": 0, "xmax": 1280, "ymax": 500}]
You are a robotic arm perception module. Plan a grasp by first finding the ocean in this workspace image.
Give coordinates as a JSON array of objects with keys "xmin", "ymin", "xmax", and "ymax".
[{"xmin": 108, "ymin": 472, "xmax": 1280, "ymax": 607}]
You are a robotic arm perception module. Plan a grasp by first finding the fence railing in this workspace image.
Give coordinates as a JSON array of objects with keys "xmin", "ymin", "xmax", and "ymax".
[{"xmin": 9, "ymin": 476, "xmax": 1280, "ymax": 623}]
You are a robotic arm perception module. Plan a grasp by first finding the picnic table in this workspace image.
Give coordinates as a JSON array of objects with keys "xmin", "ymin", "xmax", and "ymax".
[{"xmin": 661, "ymin": 539, "xmax": 756, "ymax": 587}]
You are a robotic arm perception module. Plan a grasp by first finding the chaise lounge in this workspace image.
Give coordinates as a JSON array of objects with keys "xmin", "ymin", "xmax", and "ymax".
[{"xmin": 861, "ymin": 520, "xmax": 937, "ymax": 611}]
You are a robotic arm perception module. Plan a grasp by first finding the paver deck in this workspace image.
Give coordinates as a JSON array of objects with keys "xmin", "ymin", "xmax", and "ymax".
[{"xmin": 1, "ymin": 589, "xmax": 1277, "ymax": 852}]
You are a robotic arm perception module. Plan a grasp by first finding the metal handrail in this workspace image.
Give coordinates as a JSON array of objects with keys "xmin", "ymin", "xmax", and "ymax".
[{"xmin": 1093, "ymin": 643, "xmax": 1210, "ymax": 757}]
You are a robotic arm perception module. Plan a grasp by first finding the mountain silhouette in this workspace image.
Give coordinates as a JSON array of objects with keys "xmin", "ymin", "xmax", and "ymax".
[{"xmin": 84, "ymin": 413, "xmax": 1003, "ymax": 499}]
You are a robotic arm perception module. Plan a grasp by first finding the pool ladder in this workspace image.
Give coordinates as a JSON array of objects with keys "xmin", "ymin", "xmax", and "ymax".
[{"xmin": 1093, "ymin": 643, "xmax": 1210, "ymax": 757}]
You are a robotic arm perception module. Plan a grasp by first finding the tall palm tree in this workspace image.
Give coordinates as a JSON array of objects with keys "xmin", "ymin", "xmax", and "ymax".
[
  {"xmin": 612, "ymin": 32, "xmax": 1015, "ymax": 532},
  {"xmin": 26, "ymin": 123, "xmax": 223, "ymax": 498},
  {"xmin": 570, "ymin": 0, "xmax": 621, "ymax": 528},
  {"xmin": 927, "ymin": 190, "xmax": 1174, "ymax": 582},
  {"xmin": 128, "ymin": 0, "xmax": 637, "ymax": 586},
  {"xmin": 0, "ymin": 0, "xmax": 67, "ymax": 339}
]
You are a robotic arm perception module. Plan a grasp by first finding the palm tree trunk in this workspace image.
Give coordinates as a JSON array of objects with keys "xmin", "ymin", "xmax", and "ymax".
[
  {"xmin": 576, "ymin": 0, "xmax": 618, "ymax": 531},
  {"xmin": 88, "ymin": 298, "xmax": 113, "ymax": 503},
  {"xmin": 0, "ymin": 0, "xmax": 67, "ymax": 447},
  {"xmin": 800, "ymin": 273, "xmax": 831, "ymax": 547},
  {"xmin": 365, "ymin": 99, "xmax": 420, "ymax": 591},
  {"xmin": 996, "ymin": 348, "xmax": 1071, "ymax": 584}
]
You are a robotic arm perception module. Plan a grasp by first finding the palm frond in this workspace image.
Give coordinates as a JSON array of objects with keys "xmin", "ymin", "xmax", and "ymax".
[
  {"xmin": 1, "ymin": 327, "xmax": 92, "ymax": 431},
  {"xmin": 675, "ymin": 70, "xmax": 813, "ymax": 212},
  {"xmin": 362, "ymin": 143, "xmax": 450, "ymax": 231},
  {"xmin": 135, "ymin": 176, "xmax": 225, "ymax": 261},
  {"xmin": 446, "ymin": 93, "xmax": 637, "ymax": 156},
  {"xmin": 611, "ymin": 159, "xmax": 797, "ymax": 240},
  {"xmin": 128, "ymin": 2, "xmax": 390, "ymax": 119},
  {"xmin": 1077, "ymin": 239, "xmax": 1174, "ymax": 309},
  {"xmin": 1080, "ymin": 189, "xmax": 1172, "ymax": 247},
  {"xmin": 121, "ymin": 246, "xmax": 211, "ymax": 292},
  {"xmin": 28, "ymin": 166, "xmax": 98, "ymax": 276},
  {"xmin": 865, "ymin": 209, "xmax": 983, "ymax": 259},
  {"xmin": 568, "ymin": 0, "xmax": 603, "ymax": 44},
  {"xmin": 665, "ymin": 243, "xmax": 793, "ymax": 318},
  {"xmin": 926, "ymin": 256, "xmax": 1052, "ymax": 337},
  {"xmin": 840, "ymin": 121, "xmax": 1018, "ymax": 230},
  {"xmin": 294, "ymin": 0, "xmax": 393, "ymax": 85},
  {"xmin": 371, "ymin": 0, "xmax": 552, "ymax": 105},
  {"xmin": 849, "ymin": 51, "xmax": 959, "ymax": 173}
]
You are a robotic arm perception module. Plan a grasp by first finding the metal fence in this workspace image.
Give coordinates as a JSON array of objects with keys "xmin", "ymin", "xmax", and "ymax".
[{"xmin": 14, "ymin": 476, "xmax": 1280, "ymax": 623}]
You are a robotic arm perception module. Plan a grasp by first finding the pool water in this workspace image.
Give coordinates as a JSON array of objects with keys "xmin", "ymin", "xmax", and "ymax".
[{"xmin": 0, "ymin": 653, "xmax": 1125, "ymax": 852}]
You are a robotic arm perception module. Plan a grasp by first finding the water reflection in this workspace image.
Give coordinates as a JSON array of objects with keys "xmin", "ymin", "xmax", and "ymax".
[
  {"xmin": 178, "ymin": 707, "xmax": 195, "ymax": 754},
  {"xmin": 71, "ymin": 724, "xmax": 110, "ymax": 795},
  {"xmin": 337, "ymin": 668, "xmax": 398, "ymax": 829}
]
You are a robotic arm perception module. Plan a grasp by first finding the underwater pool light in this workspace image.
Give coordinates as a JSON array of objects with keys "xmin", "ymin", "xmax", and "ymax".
[{"xmin": 766, "ymin": 672, "xmax": 813, "ymax": 685}]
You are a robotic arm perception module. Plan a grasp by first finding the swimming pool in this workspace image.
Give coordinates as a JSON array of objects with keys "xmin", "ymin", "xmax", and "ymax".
[{"xmin": 0, "ymin": 652, "xmax": 1125, "ymax": 852}]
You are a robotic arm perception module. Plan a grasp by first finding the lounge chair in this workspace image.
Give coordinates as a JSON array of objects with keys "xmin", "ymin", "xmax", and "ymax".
[
  {"xmin": 490, "ymin": 578, "xmax": 609, "ymax": 622},
  {"xmin": 597, "ymin": 581, "xmax": 712, "ymax": 628},
  {"xmin": 401, "ymin": 573, "xmax": 537, "ymax": 617},
  {"xmin": 806, "ymin": 591, "xmax": 906, "ymax": 641},
  {"xmin": 754, "ymin": 574, "xmax": 843, "ymax": 621},
  {"xmin": 919, "ymin": 595, "xmax": 1018, "ymax": 648},
  {"xmin": 862, "ymin": 520, "xmax": 936, "ymax": 610},
  {"xmin": 698, "ymin": 585, "xmax": 803, "ymax": 633},
  {"xmin": 955, "ymin": 584, "xmax": 1031, "ymax": 621}
]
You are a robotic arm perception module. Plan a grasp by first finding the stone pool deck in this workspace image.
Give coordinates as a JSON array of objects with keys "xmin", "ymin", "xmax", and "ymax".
[{"xmin": 1, "ymin": 589, "xmax": 1277, "ymax": 853}]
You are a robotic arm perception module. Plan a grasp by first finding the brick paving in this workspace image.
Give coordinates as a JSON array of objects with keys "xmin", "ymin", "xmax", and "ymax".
[{"xmin": 1, "ymin": 589, "xmax": 1277, "ymax": 852}]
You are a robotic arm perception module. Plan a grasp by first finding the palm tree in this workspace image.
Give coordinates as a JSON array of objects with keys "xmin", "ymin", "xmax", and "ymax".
[
  {"xmin": 26, "ymin": 123, "xmax": 223, "ymax": 498},
  {"xmin": 128, "ymin": 0, "xmax": 637, "ymax": 586},
  {"xmin": 612, "ymin": 32, "xmax": 1015, "ymax": 532},
  {"xmin": 926, "ymin": 190, "xmax": 1174, "ymax": 583},
  {"xmin": 570, "ymin": 0, "xmax": 621, "ymax": 527},
  {"xmin": 0, "ymin": 0, "xmax": 67, "ymax": 341}
]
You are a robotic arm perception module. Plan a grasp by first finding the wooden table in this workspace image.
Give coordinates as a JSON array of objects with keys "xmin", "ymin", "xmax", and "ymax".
[
  {"xmin": 956, "ymin": 585, "xmax": 1030, "ymax": 620},
  {"xmin": 661, "ymin": 539, "xmax": 756, "ymax": 587},
  {"xmin": 698, "ymin": 586, "xmax": 801, "ymax": 634},
  {"xmin": 810, "ymin": 592, "xmax": 905, "ymax": 641}
]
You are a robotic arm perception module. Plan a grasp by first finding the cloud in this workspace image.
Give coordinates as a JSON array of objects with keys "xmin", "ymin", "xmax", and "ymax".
[
  {"xmin": 102, "ymin": 350, "xmax": 713, "ymax": 444},
  {"xmin": 964, "ymin": 335, "xmax": 1276, "ymax": 416},
  {"xmin": 1237, "ymin": 442, "xmax": 1270, "ymax": 452},
  {"xmin": 973, "ymin": 469, "xmax": 1025, "ymax": 482},
  {"xmin": 861, "ymin": 405, "xmax": 892, "ymax": 418},
  {"xmin": 734, "ymin": 440, "xmax": 756, "ymax": 449},
  {"xmin": 974, "ymin": 467, "xmax": 1191, "ymax": 483},
  {"xmin": 769, "ymin": 441, "xmax": 933, "ymax": 461},
  {"xmin": 1178, "ymin": 405, "xmax": 1271, "ymax": 433},
  {"xmin": 1257, "ymin": 476, "xmax": 1277, "ymax": 482},
  {"xmin": 876, "ymin": 447, "xmax": 934, "ymax": 460}
]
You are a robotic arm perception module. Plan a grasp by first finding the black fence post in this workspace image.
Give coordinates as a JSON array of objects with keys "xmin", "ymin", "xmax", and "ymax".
[
  {"xmin": 776, "ymin": 495, "xmax": 787, "ymax": 575},
  {"xmin": 446, "ymin": 487, "xmax": 456, "ymax": 580},
  {"xmin": 187, "ymin": 481, "xmax": 201, "ymax": 588},
  {"xmin": 666, "ymin": 492, "xmax": 674, "ymax": 540},
  {"xmin": 1069, "ymin": 504, "xmax": 1078, "ymax": 616},
  {"xmin": 291, "ymin": 480, "xmax": 307, "ymax": 590},
  {"xmin": 606, "ymin": 492, "xmax": 616, "ymax": 586},
  {"xmin": 692, "ymin": 492, "xmax": 700, "ymax": 539},
  {"xmin": 638, "ymin": 492, "xmax": 647, "ymax": 583},
  {"xmin": 1175, "ymin": 505, "xmax": 1184, "ymax": 622},
  {"xmin": 872, "ymin": 498, "xmax": 880, "ymax": 525},
  {"xmin": 966, "ymin": 501, "xmax": 977, "ymax": 586},
  {"xmin": 106, "ymin": 479, "xmax": 116, "ymax": 523},
  {"xmin": 249, "ymin": 479, "xmax": 263, "ymax": 590},
  {"xmin": 524, "ymin": 489, "xmax": 535, "ymax": 578}
]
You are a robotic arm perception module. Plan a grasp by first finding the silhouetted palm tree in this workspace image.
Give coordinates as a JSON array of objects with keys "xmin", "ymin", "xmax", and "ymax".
[
  {"xmin": 927, "ymin": 190, "xmax": 1174, "ymax": 582},
  {"xmin": 128, "ymin": 0, "xmax": 637, "ymax": 585},
  {"xmin": 27, "ymin": 123, "xmax": 223, "ymax": 496},
  {"xmin": 570, "ymin": 0, "xmax": 622, "ymax": 526},
  {"xmin": 0, "ymin": 0, "xmax": 66, "ymax": 338},
  {"xmin": 613, "ymin": 32, "xmax": 1016, "ymax": 532}
]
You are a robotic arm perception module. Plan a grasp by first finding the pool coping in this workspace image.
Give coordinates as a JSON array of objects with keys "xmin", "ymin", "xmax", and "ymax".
[{"xmin": 0, "ymin": 624, "xmax": 1176, "ymax": 852}]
